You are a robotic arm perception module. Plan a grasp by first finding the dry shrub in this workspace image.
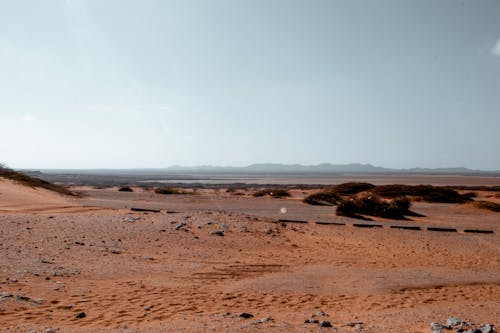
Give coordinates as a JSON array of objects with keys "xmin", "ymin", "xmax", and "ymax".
[
  {"xmin": 253, "ymin": 189, "xmax": 291, "ymax": 198},
  {"xmin": 371, "ymin": 185, "xmax": 472, "ymax": 203},
  {"xmin": 303, "ymin": 189, "xmax": 341, "ymax": 206},
  {"xmin": 334, "ymin": 182, "xmax": 375, "ymax": 195},
  {"xmin": 154, "ymin": 187, "xmax": 191, "ymax": 195},
  {"xmin": 0, "ymin": 164, "xmax": 76, "ymax": 196},
  {"xmin": 472, "ymin": 200, "xmax": 500, "ymax": 212},
  {"xmin": 336, "ymin": 195, "xmax": 412, "ymax": 220}
]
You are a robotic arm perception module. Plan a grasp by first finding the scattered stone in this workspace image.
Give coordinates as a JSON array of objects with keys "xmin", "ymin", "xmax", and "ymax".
[
  {"xmin": 447, "ymin": 317, "xmax": 460, "ymax": 327},
  {"xmin": 346, "ymin": 321, "xmax": 364, "ymax": 327},
  {"xmin": 430, "ymin": 322, "xmax": 444, "ymax": 333},
  {"xmin": 305, "ymin": 319, "xmax": 319, "ymax": 324},
  {"xmin": 76, "ymin": 312, "xmax": 86, "ymax": 319},
  {"xmin": 45, "ymin": 328, "xmax": 56, "ymax": 333},
  {"xmin": 175, "ymin": 222, "xmax": 187, "ymax": 230},
  {"xmin": 0, "ymin": 292, "xmax": 13, "ymax": 300},
  {"xmin": 110, "ymin": 249, "xmax": 122, "ymax": 254},
  {"xmin": 430, "ymin": 320, "xmax": 495, "ymax": 333},
  {"xmin": 317, "ymin": 309, "xmax": 328, "ymax": 317},
  {"xmin": 8, "ymin": 277, "xmax": 17, "ymax": 283},
  {"xmin": 16, "ymin": 295, "xmax": 31, "ymax": 301},
  {"xmin": 320, "ymin": 321, "xmax": 333, "ymax": 328},
  {"xmin": 253, "ymin": 317, "xmax": 274, "ymax": 324},
  {"xmin": 212, "ymin": 230, "xmax": 224, "ymax": 237},
  {"xmin": 122, "ymin": 216, "xmax": 140, "ymax": 223},
  {"xmin": 239, "ymin": 312, "xmax": 254, "ymax": 319},
  {"xmin": 481, "ymin": 324, "xmax": 496, "ymax": 333},
  {"xmin": 144, "ymin": 305, "xmax": 152, "ymax": 311}
]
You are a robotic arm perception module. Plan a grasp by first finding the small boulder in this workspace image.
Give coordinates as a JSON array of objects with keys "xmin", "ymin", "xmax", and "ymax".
[
  {"xmin": 75, "ymin": 311, "xmax": 86, "ymax": 319},
  {"xmin": 239, "ymin": 312, "xmax": 254, "ymax": 319},
  {"xmin": 212, "ymin": 230, "xmax": 224, "ymax": 237}
]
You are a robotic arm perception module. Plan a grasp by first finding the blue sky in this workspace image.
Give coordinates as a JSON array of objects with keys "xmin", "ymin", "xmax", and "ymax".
[{"xmin": 1, "ymin": 0, "xmax": 500, "ymax": 169}]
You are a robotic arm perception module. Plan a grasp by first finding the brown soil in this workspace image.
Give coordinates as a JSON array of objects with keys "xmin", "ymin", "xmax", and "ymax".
[{"xmin": 0, "ymin": 181, "xmax": 498, "ymax": 332}]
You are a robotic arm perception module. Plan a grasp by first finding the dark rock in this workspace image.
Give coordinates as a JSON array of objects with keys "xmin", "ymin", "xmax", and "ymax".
[
  {"xmin": 76, "ymin": 312, "xmax": 86, "ymax": 319},
  {"xmin": 175, "ymin": 222, "xmax": 187, "ymax": 230},
  {"xmin": 239, "ymin": 312, "xmax": 254, "ymax": 319},
  {"xmin": 320, "ymin": 320, "xmax": 333, "ymax": 327},
  {"xmin": 212, "ymin": 230, "xmax": 224, "ymax": 236}
]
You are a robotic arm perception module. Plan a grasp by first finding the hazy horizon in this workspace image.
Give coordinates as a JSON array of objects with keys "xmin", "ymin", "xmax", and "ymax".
[
  {"xmin": 11, "ymin": 162, "xmax": 500, "ymax": 173},
  {"xmin": 1, "ymin": 1, "xmax": 500, "ymax": 170}
]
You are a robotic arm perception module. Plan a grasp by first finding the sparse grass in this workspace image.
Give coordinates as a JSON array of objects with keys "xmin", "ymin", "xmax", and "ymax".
[
  {"xmin": 334, "ymin": 182, "xmax": 375, "ymax": 195},
  {"xmin": 118, "ymin": 186, "xmax": 133, "ymax": 192},
  {"xmin": 303, "ymin": 189, "xmax": 341, "ymax": 206},
  {"xmin": 371, "ymin": 184, "xmax": 472, "ymax": 203},
  {"xmin": 154, "ymin": 187, "xmax": 192, "ymax": 195},
  {"xmin": 0, "ymin": 164, "xmax": 76, "ymax": 196},
  {"xmin": 253, "ymin": 189, "xmax": 291, "ymax": 198},
  {"xmin": 472, "ymin": 200, "xmax": 500, "ymax": 212},
  {"xmin": 336, "ymin": 195, "xmax": 412, "ymax": 220}
]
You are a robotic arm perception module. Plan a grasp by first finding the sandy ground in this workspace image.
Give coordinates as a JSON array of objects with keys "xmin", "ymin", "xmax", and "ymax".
[{"xmin": 0, "ymin": 182, "xmax": 499, "ymax": 332}]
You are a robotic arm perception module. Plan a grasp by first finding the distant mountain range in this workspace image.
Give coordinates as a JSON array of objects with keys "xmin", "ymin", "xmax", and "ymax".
[
  {"xmin": 33, "ymin": 163, "xmax": 500, "ymax": 175},
  {"xmin": 162, "ymin": 163, "xmax": 499, "ymax": 174}
]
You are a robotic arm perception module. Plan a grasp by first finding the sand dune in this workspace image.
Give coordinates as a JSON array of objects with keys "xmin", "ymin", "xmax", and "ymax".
[{"xmin": 0, "ymin": 178, "xmax": 79, "ymax": 212}]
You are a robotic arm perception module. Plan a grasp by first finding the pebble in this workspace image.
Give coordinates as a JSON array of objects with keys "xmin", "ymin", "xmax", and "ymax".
[
  {"xmin": 320, "ymin": 320, "xmax": 333, "ymax": 328},
  {"xmin": 212, "ymin": 230, "xmax": 224, "ymax": 237},
  {"xmin": 122, "ymin": 216, "xmax": 140, "ymax": 223},
  {"xmin": 430, "ymin": 320, "xmax": 496, "ymax": 333},
  {"xmin": 430, "ymin": 322, "xmax": 444, "ymax": 333},
  {"xmin": 76, "ymin": 311, "xmax": 86, "ymax": 319},
  {"xmin": 253, "ymin": 317, "xmax": 274, "ymax": 324},
  {"xmin": 175, "ymin": 222, "xmax": 187, "ymax": 230}
]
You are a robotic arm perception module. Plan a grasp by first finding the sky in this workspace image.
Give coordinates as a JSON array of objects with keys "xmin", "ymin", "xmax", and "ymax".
[{"xmin": 1, "ymin": 0, "xmax": 500, "ymax": 170}]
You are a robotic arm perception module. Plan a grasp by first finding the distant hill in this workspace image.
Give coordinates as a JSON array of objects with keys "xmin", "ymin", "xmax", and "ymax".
[{"xmin": 162, "ymin": 163, "xmax": 495, "ymax": 174}]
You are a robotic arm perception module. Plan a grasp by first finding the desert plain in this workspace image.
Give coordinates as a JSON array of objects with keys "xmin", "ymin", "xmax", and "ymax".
[{"xmin": 0, "ymin": 174, "xmax": 499, "ymax": 332}]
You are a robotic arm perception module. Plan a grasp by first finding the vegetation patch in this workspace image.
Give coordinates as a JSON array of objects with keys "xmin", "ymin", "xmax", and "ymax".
[
  {"xmin": 118, "ymin": 186, "xmax": 133, "ymax": 192},
  {"xmin": 333, "ymin": 182, "xmax": 375, "ymax": 195},
  {"xmin": 336, "ymin": 195, "xmax": 413, "ymax": 220},
  {"xmin": 371, "ymin": 184, "xmax": 473, "ymax": 203},
  {"xmin": 154, "ymin": 187, "xmax": 192, "ymax": 195},
  {"xmin": 303, "ymin": 189, "xmax": 341, "ymax": 206},
  {"xmin": 0, "ymin": 164, "xmax": 76, "ymax": 196},
  {"xmin": 472, "ymin": 200, "xmax": 500, "ymax": 212},
  {"xmin": 253, "ymin": 189, "xmax": 291, "ymax": 198}
]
